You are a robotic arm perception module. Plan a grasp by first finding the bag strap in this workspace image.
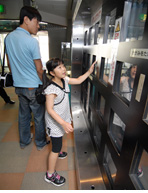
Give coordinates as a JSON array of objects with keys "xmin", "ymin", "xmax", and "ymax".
[
  {"xmin": 51, "ymin": 79, "xmax": 70, "ymax": 106},
  {"xmin": 2, "ymin": 34, "xmax": 9, "ymax": 76},
  {"xmin": 54, "ymin": 92, "xmax": 65, "ymax": 106},
  {"xmin": 2, "ymin": 34, "xmax": 10, "ymax": 76},
  {"xmin": 2, "ymin": 43, "xmax": 6, "ymax": 76}
]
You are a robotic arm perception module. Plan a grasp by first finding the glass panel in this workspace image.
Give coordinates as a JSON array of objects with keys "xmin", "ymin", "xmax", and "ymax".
[
  {"xmin": 84, "ymin": 31, "xmax": 87, "ymax": 45},
  {"xmin": 89, "ymin": 80, "xmax": 95, "ymax": 103},
  {"xmin": 90, "ymin": 84, "xmax": 95, "ymax": 103},
  {"xmin": 103, "ymin": 58, "xmax": 111, "ymax": 85},
  {"xmin": 138, "ymin": 149, "xmax": 148, "ymax": 189},
  {"xmin": 82, "ymin": 53, "xmax": 86, "ymax": 74},
  {"xmin": 103, "ymin": 145, "xmax": 117, "ymax": 183},
  {"xmin": 94, "ymin": 122, "xmax": 102, "ymax": 150},
  {"xmin": 94, "ymin": 22, "xmax": 102, "ymax": 44},
  {"xmin": 84, "ymin": 94, "xmax": 87, "ymax": 112},
  {"xmin": 61, "ymin": 42, "xmax": 71, "ymax": 76},
  {"xmin": 130, "ymin": 146, "xmax": 148, "ymax": 190},
  {"xmin": 108, "ymin": 110, "xmax": 125, "ymax": 154},
  {"xmin": 88, "ymin": 27, "xmax": 94, "ymax": 45},
  {"xmin": 92, "ymin": 55, "xmax": 96, "ymax": 75},
  {"xmin": 97, "ymin": 92, "xmax": 105, "ymax": 118},
  {"xmin": 120, "ymin": 63, "xmax": 137, "ymax": 102},
  {"xmin": 87, "ymin": 54, "xmax": 91, "ymax": 70},
  {"xmin": 88, "ymin": 107, "xmax": 93, "ymax": 126},
  {"xmin": 100, "ymin": 96, "xmax": 105, "ymax": 116},
  {"xmin": 107, "ymin": 8, "xmax": 116, "ymax": 43},
  {"xmin": 143, "ymin": 96, "xmax": 148, "ymax": 125},
  {"xmin": 126, "ymin": 0, "xmax": 148, "ymax": 41},
  {"xmin": 86, "ymin": 82, "xmax": 91, "ymax": 113},
  {"xmin": 89, "ymin": 82, "xmax": 93, "ymax": 100}
]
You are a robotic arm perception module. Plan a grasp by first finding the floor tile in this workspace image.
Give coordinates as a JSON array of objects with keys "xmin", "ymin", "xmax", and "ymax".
[
  {"xmin": 0, "ymin": 109, "xmax": 18, "ymax": 122},
  {"xmin": 56, "ymin": 155, "xmax": 68, "ymax": 171},
  {"xmin": 68, "ymin": 170, "xmax": 78, "ymax": 190},
  {"xmin": 25, "ymin": 143, "xmax": 50, "ymax": 173},
  {"xmin": 2, "ymin": 121, "xmax": 19, "ymax": 142},
  {"xmin": 0, "ymin": 87, "xmax": 78, "ymax": 190},
  {"xmin": 0, "ymin": 173, "xmax": 24, "ymax": 190},
  {"xmin": 0, "ymin": 141, "xmax": 33, "ymax": 173},
  {"xmin": 68, "ymin": 148, "xmax": 76, "ymax": 170},
  {"xmin": 21, "ymin": 171, "xmax": 68, "ymax": 190},
  {"xmin": 0, "ymin": 122, "xmax": 12, "ymax": 142}
]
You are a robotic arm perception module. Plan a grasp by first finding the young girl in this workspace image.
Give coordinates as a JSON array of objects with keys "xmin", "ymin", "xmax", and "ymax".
[{"xmin": 44, "ymin": 58, "xmax": 96, "ymax": 186}]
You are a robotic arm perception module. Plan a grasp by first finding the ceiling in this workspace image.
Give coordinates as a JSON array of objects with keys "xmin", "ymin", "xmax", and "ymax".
[
  {"xmin": 35, "ymin": 0, "xmax": 73, "ymax": 19},
  {"xmin": 0, "ymin": 0, "xmax": 75, "ymax": 32}
]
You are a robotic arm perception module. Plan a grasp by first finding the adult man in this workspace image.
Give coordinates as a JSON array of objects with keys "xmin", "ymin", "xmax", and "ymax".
[{"xmin": 5, "ymin": 6, "xmax": 46, "ymax": 150}]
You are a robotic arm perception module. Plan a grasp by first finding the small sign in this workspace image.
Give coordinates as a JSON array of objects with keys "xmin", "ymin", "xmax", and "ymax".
[
  {"xmin": 130, "ymin": 49, "xmax": 148, "ymax": 59},
  {"xmin": 91, "ymin": 8, "xmax": 102, "ymax": 26},
  {"xmin": 113, "ymin": 17, "xmax": 122, "ymax": 40},
  {"xmin": 135, "ymin": 74, "xmax": 145, "ymax": 102}
]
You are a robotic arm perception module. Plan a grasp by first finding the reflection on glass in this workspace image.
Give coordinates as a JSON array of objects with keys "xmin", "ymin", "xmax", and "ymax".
[
  {"xmin": 94, "ymin": 22, "xmax": 102, "ymax": 44},
  {"xmin": 103, "ymin": 58, "xmax": 111, "ymax": 84},
  {"xmin": 84, "ymin": 31, "xmax": 87, "ymax": 45},
  {"xmin": 82, "ymin": 53, "xmax": 86, "ymax": 70},
  {"xmin": 130, "ymin": 148, "xmax": 148, "ymax": 190},
  {"xmin": 126, "ymin": 0, "xmax": 148, "ymax": 41},
  {"xmin": 143, "ymin": 96, "xmax": 148, "ymax": 125},
  {"xmin": 88, "ymin": 107, "xmax": 93, "ymax": 126},
  {"xmin": 100, "ymin": 96, "xmax": 105, "ymax": 116},
  {"xmin": 89, "ymin": 26, "xmax": 95, "ymax": 45},
  {"xmin": 92, "ymin": 55, "xmax": 96, "ymax": 75},
  {"xmin": 89, "ymin": 79, "xmax": 95, "ymax": 103},
  {"xmin": 103, "ymin": 145, "xmax": 117, "ymax": 183},
  {"xmin": 94, "ymin": 123, "xmax": 102, "ymax": 150},
  {"xmin": 109, "ymin": 110, "xmax": 125, "ymax": 153},
  {"xmin": 119, "ymin": 63, "xmax": 137, "ymax": 102},
  {"xmin": 87, "ymin": 54, "xmax": 90, "ymax": 70},
  {"xmin": 107, "ymin": 8, "xmax": 116, "ymax": 43},
  {"xmin": 86, "ymin": 82, "xmax": 90, "ymax": 114},
  {"xmin": 97, "ymin": 93, "xmax": 105, "ymax": 118},
  {"xmin": 137, "ymin": 149, "xmax": 148, "ymax": 189},
  {"xmin": 61, "ymin": 42, "xmax": 71, "ymax": 77}
]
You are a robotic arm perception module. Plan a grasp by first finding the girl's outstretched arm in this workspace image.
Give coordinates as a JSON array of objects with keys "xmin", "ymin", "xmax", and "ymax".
[
  {"xmin": 68, "ymin": 61, "xmax": 97, "ymax": 85},
  {"xmin": 46, "ymin": 94, "xmax": 73, "ymax": 134}
]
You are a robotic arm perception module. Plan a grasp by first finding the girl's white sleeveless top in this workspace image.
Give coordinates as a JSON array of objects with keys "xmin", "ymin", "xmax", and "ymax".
[{"xmin": 44, "ymin": 76, "xmax": 72, "ymax": 137}]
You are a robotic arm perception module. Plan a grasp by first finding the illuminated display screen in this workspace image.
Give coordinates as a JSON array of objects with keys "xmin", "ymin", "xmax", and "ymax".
[{"xmin": 0, "ymin": 5, "xmax": 4, "ymax": 13}]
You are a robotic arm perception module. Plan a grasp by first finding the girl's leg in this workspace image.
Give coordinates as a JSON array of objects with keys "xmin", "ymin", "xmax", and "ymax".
[
  {"xmin": 45, "ymin": 136, "xmax": 65, "ymax": 186},
  {"xmin": 48, "ymin": 136, "xmax": 62, "ymax": 173},
  {"xmin": 48, "ymin": 151, "xmax": 59, "ymax": 174}
]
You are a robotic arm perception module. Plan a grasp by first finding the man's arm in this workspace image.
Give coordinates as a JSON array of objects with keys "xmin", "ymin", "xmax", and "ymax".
[{"xmin": 34, "ymin": 59, "xmax": 44, "ymax": 81}]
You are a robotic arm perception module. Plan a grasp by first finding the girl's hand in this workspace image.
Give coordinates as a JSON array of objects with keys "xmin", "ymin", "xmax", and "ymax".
[
  {"xmin": 62, "ymin": 121, "xmax": 74, "ymax": 134},
  {"xmin": 88, "ymin": 61, "xmax": 97, "ymax": 74}
]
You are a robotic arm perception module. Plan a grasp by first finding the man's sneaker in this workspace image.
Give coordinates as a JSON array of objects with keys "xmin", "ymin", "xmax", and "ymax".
[
  {"xmin": 58, "ymin": 152, "xmax": 67, "ymax": 159},
  {"xmin": 44, "ymin": 171, "xmax": 65, "ymax": 186},
  {"xmin": 137, "ymin": 168, "xmax": 143, "ymax": 178}
]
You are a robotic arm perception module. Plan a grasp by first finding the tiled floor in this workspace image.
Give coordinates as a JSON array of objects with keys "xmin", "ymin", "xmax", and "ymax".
[{"xmin": 0, "ymin": 87, "xmax": 78, "ymax": 190}]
